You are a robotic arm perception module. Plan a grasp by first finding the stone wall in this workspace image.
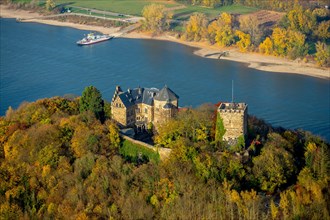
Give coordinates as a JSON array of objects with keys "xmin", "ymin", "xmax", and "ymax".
[
  {"xmin": 120, "ymin": 134, "xmax": 171, "ymax": 160},
  {"xmin": 111, "ymin": 97, "xmax": 127, "ymax": 126},
  {"xmin": 218, "ymin": 103, "xmax": 248, "ymax": 141}
]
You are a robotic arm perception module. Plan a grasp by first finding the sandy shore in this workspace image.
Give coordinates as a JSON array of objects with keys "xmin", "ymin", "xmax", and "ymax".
[{"xmin": 1, "ymin": 5, "xmax": 329, "ymax": 79}]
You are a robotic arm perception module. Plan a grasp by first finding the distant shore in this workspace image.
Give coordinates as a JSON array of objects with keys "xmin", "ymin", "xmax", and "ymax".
[{"xmin": 1, "ymin": 5, "xmax": 329, "ymax": 80}]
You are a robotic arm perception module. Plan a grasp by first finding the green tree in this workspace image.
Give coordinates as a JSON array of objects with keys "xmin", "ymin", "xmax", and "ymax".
[
  {"xmin": 79, "ymin": 86, "xmax": 105, "ymax": 121},
  {"xmin": 215, "ymin": 112, "xmax": 226, "ymax": 142},
  {"xmin": 141, "ymin": 4, "xmax": 173, "ymax": 34},
  {"xmin": 253, "ymin": 133, "xmax": 295, "ymax": 193}
]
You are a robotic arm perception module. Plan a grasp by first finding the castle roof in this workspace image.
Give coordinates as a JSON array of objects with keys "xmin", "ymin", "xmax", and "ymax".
[
  {"xmin": 154, "ymin": 85, "xmax": 179, "ymax": 102},
  {"xmin": 116, "ymin": 87, "xmax": 160, "ymax": 107}
]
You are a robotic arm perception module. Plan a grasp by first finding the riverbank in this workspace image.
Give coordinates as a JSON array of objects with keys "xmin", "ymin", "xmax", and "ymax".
[{"xmin": 1, "ymin": 5, "xmax": 329, "ymax": 79}]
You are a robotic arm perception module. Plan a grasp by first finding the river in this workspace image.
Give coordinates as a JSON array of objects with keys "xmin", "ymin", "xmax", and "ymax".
[{"xmin": 1, "ymin": 18, "xmax": 329, "ymax": 141}]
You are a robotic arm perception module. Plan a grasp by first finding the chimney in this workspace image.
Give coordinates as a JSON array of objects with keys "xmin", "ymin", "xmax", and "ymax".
[{"xmin": 116, "ymin": 85, "xmax": 122, "ymax": 92}]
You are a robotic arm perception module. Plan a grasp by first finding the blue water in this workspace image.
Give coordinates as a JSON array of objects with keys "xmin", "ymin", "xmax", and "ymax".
[{"xmin": 1, "ymin": 18, "xmax": 329, "ymax": 141}]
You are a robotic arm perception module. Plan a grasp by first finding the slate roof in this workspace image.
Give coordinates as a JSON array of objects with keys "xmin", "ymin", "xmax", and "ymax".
[
  {"xmin": 116, "ymin": 87, "xmax": 160, "ymax": 108},
  {"xmin": 115, "ymin": 86, "xmax": 179, "ymax": 108},
  {"xmin": 154, "ymin": 85, "xmax": 179, "ymax": 101}
]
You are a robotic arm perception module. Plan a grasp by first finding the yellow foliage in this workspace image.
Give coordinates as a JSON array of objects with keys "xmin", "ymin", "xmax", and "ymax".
[
  {"xmin": 220, "ymin": 12, "xmax": 232, "ymax": 26},
  {"xmin": 230, "ymin": 190, "xmax": 240, "ymax": 203},
  {"xmin": 42, "ymin": 165, "xmax": 51, "ymax": 178},
  {"xmin": 272, "ymin": 28, "xmax": 287, "ymax": 56},
  {"xmin": 315, "ymin": 41, "xmax": 330, "ymax": 67},
  {"xmin": 185, "ymin": 13, "xmax": 208, "ymax": 41},
  {"xmin": 142, "ymin": 4, "xmax": 172, "ymax": 33},
  {"xmin": 270, "ymin": 200, "xmax": 278, "ymax": 220},
  {"xmin": 3, "ymin": 130, "xmax": 29, "ymax": 161},
  {"xmin": 235, "ymin": 30, "xmax": 251, "ymax": 52}
]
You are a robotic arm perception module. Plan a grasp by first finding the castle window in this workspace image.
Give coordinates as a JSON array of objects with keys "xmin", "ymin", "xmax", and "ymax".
[
  {"xmin": 145, "ymin": 108, "xmax": 148, "ymax": 113},
  {"xmin": 136, "ymin": 116, "xmax": 140, "ymax": 121},
  {"xmin": 116, "ymin": 103, "xmax": 118, "ymax": 107},
  {"xmin": 136, "ymin": 108, "xmax": 140, "ymax": 113}
]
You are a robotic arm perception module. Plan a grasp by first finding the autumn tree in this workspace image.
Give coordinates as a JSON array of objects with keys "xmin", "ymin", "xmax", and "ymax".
[
  {"xmin": 46, "ymin": 0, "xmax": 55, "ymax": 11},
  {"xmin": 108, "ymin": 122, "xmax": 120, "ymax": 151},
  {"xmin": 239, "ymin": 15, "xmax": 262, "ymax": 46},
  {"xmin": 314, "ymin": 41, "xmax": 330, "ymax": 67},
  {"xmin": 286, "ymin": 6, "xmax": 316, "ymax": 35},
  {"xmin": 314, "ymin": 20, "xmax": 330, "ymax": 42},
  {"xmin": 79, "ymin": 86, "xmax": 105, "ymax": 121},
  {"xmin": 142, "ymin": 4, "xmax": 173, "ymax": 34},
  {"xmin": 235, "ymin": 30, "xmax": 251, "ymax": 52},
  {"xmin": 184, "ymin": 13, "xmax": 208, "ymax": 41},
  {"xmin": 259, "ymin": 37, "xmax": 273, "ymax": 55},
  {"xmin": 207, "ymin": 13, "xmax": 235, "ymax": 46}
]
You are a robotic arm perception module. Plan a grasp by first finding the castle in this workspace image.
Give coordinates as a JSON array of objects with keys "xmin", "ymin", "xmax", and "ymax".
[
  {"xmin": 111, "ymin": 85, "xmax": 179, "ymax": 131},
  {"xmin": 111, "ymin": 85, "xmax": 247, "ymax": 143},
  {"xmin": 217, "ymin": 102, "xmax": 248, "ymax": 143}
]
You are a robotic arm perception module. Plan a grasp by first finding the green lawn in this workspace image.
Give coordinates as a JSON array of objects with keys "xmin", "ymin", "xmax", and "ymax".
[
  {"xmin": 119, "ymin": 139, "xmax": 160, "ymax": 164},
  {"xmin": 173, "ymin": 5, "xmax": 259, "ymax": 20},
  {"xmin": 55, "ymin": 0, "xmax": 258, "ymax": 18},
  {"xmin": 56, "ymin": 0, "xmax": 180, "ymax": 16}
]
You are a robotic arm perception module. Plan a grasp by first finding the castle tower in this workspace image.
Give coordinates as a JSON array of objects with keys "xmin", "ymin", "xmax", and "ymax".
[
  {"xmin": 153, "ymin": 85, "xmax": 179, "ymax": 128},
  {"xmin": 217, "ymin": 102, "xmax": 248, "ymax": 144}
]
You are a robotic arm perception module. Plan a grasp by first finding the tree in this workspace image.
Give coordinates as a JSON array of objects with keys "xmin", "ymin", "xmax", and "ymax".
[
  {"xmin": 239, "ymin": 15, "xmax": 262, "ymax": 46},
  {"xmin": 79, "ymin": 86, "xmax": 105, "ymax": 121},
  {"xmin": 45, "ymin": 0, "xmax": 55, "ymax": 11},
  {"xmin": 184, "ymin": 13, "xmax": 208, "ymax": 41},
  {"xmin": 314, "ymin": 41, "xmax": 330, "ymax": 67},
  {"xmin": 108, "ymin": 122, "xmax": 120, "ymax": 150},
  {"xmin": 286, "ymin": 30, "xmax": 307, "ymax": 59},
  {"xmin": 314, "ymin": 21, "xmax": 330, "ymax": 42},
  {"xmin": 207, "ymin": 13, "xmax": 235, "ymax": 46},
  {"xmin": 235, "ymin": 30, "xmax": 251, "ymax": 52},
  {"xmin": 272, "ymin": 27, "xmax": 288, "ymax": 56},
  {"xmin": 286, "ymin": 6, "xmax": 316, "ymax": 35},
  {"xmin": 259, "ymin": 37, "xmax": 273, "ymax": 55},
  {"xmin": 141, "ymin": 4, "xmax": 173, "ymax": 34},
  {"xmin": 253, "ymin": 133, "xmax": 295, "ymax": 193}
]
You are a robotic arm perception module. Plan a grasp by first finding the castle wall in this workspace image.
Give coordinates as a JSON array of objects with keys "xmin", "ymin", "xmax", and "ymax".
[
  {"xmin": 111, "ymin": 97, "xmax": 127, "ymax": 127},
  {"xmin": 126, "ymin": 106, "xmax": 135, "ymax": 127},
  {"xmin": 153, "ymin": 100, "xmax": 178, "ymax": 128}
]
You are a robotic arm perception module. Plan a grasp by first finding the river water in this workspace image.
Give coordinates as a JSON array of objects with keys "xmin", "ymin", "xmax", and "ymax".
[{"xmin": 1, "ymin": 18, "xmax": 329, "ymax": 141}]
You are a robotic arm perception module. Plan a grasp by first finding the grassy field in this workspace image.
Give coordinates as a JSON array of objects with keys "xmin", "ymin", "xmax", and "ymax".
[
  {"xmin": 119, "ymin": 139, "xmax": 160, "ymax": 164},
  {"xmin": 56, "ymin": 0, "xmax": 180, "ymax": 16},
  {"xmin": 55, "ymin": 0, "xmax": 258, "ymax": 18}
]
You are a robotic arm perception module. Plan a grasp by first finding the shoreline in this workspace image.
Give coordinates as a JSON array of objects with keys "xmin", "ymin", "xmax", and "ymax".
[{"xmin": 1, "ymin": 5, "xmax": 329, "ymax": 80}]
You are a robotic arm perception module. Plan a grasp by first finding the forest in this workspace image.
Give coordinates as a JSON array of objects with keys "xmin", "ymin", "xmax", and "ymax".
[
  {"xmin": 142, "ymin": 3, "xmax": 330, "ymax": 67},
  {"xmin": 1, "ymin": 86, "xmax": 329, "ymax": 219}
]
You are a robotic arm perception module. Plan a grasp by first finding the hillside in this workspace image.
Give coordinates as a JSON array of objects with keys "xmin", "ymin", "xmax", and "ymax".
[{"xmin": 0, "ymin": 95, "xmax": 329, "ymax": 219}]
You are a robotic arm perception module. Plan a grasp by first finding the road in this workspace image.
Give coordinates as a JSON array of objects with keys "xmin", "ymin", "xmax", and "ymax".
[{"xmin": 69, "ymin": 6, "xmax": 144, "ymax": 23}]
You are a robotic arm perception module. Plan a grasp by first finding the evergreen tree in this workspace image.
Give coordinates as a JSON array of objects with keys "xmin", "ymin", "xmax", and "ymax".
[{"xmin": 79, "ymin": 86, "xmax": 105, "ymax": 122}]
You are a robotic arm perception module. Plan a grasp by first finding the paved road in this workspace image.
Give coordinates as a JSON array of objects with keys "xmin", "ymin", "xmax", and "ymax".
[{"xmin": 70, "ymin": 6, "xmax": 144, "ymax": 23}]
